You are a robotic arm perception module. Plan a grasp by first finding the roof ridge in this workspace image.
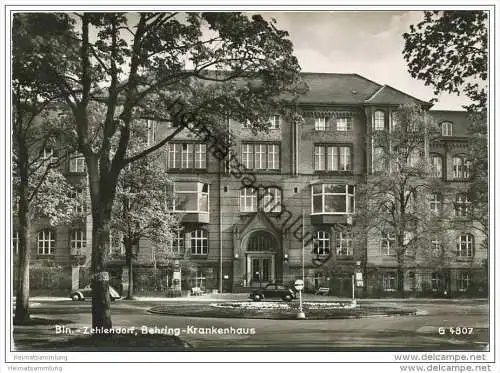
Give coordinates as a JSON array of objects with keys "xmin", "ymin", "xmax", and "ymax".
[
  {"xmin": 351, "ymin": 73, "xmax": 384, "ymax": 89},
  {"xmin": 381, "ymin": 84, "xmax": 430, "ymax": 104},
  {"xmin": 364, "ymin": 84, "xmax": 386, "ymax": 102}
]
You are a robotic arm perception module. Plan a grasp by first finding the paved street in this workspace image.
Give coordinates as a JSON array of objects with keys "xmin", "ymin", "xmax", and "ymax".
[{"xmin": 12, "ymin": 295, "xmax": 489, "ymax": 351}]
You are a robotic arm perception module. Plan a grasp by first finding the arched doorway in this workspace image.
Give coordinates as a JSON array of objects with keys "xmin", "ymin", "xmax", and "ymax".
[{"xmin": 244, "ymin": 230, "xmax": 279, "ymax": 287}]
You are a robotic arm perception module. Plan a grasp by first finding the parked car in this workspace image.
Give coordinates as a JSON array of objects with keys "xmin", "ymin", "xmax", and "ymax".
[
  {"xmin": 69, "ymin": 284, "xmax": 121, "ymax": 301},
  {"xmin": 249, "ymin": 283, "xmax": 296, "ymax": 302}
]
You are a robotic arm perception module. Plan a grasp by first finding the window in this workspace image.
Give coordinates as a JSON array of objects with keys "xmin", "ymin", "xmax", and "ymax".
[
  {"xmin": 168, "ymin": 229, "xmax": 184, "ymax": 255},
  {"xmin": 260, "ymin": 187, "xmax": 282, "ymax": 213},
  {"xmin": 407, "ymin": 149, "xmax": 422, "ymax": 167},
  {"xmin": 240, "ymin": 187, "xmax": 282, "ymax": 213},
  {"xmin": 431, "ymin": 240, "xmax": 442, "ymax": 256},
  {"xmin": 147, "ymin": 120, "xmax": 157, "ymax": 146},
  {"xmin": 382, "ymin": 272, "xmax": 397, "ymax": 291},
  {"xmin": 70, "ymin": 230, "xmax": 86, "ymax": 255},
  {"xmin": 241, "ymin": 143, "xmax": 280, "ymax": 170},
  {"xmin": 190, "ymin": 229, "xmax": 208, "ymax": 255},
  {"xmin": 311, "ymin": 184, "xmax": 355, "ymax": 214},
  {"xmin": 457, "ymin": 271, "xmax": 471, "ymax": 291},
  {"xmin": 314, "ymin": 145, "xmax": 352, "ymax": 171},
  {"xmin": 455, "ymin": 193, "xmax": 471, "ymax": 217},
  {"xmin": 192, "ymin": 270, "xmax": 207, "ymax": 288},
  {"xmin": 313, "ymin": 273, "xmax": 322, "ymax": 289},
  {"xmin": 313, "ymin": 231, "xmax": 330, "ymax": 256},
  {"xmin": 70, "ymin": 189, "xmax": 86, "ymax": 214},
  {"xmin": 374, "ymin": 111, "xmax": 385, "ymax": 131},
  {"xmin": 441, "ymin": 121, "xmax": 453, "ymax": 136},
  {"xmin": 254, "ymin": 144, "xmax": 265, "ymax": 169},
  {"xmin": 37, "ymin": 230, "xmax": 55, "ymax": 255},
  {"xmin": 457, "ymin": 233, "xmax": 474, "ymax": 257},
  {"xmin": 269, "ymin": 115, "xmax": 281, "ymax": 130},
  {"xmin": 13, "ymin": 231, "xmax": 19, "ymax": 254},
  {"xmin": 336, "ymin": 231, "xmax": 353, "ymax": 256},
  {"xmin": 336, "ymin": 116, "xmax": 353, "ymax": 131},
  {"xmin": 431, "ymin": 155, "xmax": 443, "ymax": 178},
  {"xmin": 429, "ymin": 193, "xmax": 442, "ymax": 214},
  {"xmin": 380, "ymin": 233, "xmax": 395, "ymax": 256},
  {"xmin": 167, "ymin": 143, "xmax": 207, "ymax": 169},
  {"xmin": 174, "ymin": 182, "xmax": 209, "ymax": 213},
  {"xmin": 314, "ymin": 117, "xmax": 327, "ymax": 131},
  {"xmin": 431, "ymin": 272, "xmax": 443, "ymax": 291},
  {"xmin": 240, "ymin": 187, "xmax": 257, "ymax": 213},
  {"xmin": 391, "ymin": 112, "xmax": 399, "ymax": 131},
  {"xmin": 109, "ymin": 231, "xmax": 125, "ymax": 256},
  {"xmin": 69, "ymin": 154, "xmax": 85, "ymax": 173},
  {"xmin": 373, "ymin": 146, "xmax": 385, "ymax": 172},
  {"xmin": 453, "ymin": 156, "xmax": 471, "ymax": 179},
  {"xmin": 194, "ymin": 144, "xmax": 206, "ymax": 169}
]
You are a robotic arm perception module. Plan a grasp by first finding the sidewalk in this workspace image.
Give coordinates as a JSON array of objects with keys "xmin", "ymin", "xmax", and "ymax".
[{"xmin": 19, "ymin": 293, "xmax": 489, "ymax": 303}]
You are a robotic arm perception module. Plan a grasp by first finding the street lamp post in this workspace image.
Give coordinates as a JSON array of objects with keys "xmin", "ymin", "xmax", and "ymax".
[
  {"xmin": 295, "ymin": 279, "xmax": 305, "ymax": 319},
  {"xmin": 295, "ymin": 208, "xmax": 306, "ymax": 319},
  {"xmin": 352, "ymin": 260, "xmax": 362, "ymax": 307}
]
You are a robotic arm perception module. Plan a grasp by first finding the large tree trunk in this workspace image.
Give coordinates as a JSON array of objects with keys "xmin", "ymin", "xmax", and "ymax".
[
  {"xmin": 14, "ymin": 145, "xmax": 31, "ymax": 325},
  {"xmin": 88, "ymin": 155, "xmax": 117, "ymax": 330},
  {"xmin": 14, "ymin": 212, "xmax": 31, "ymax": 324},
  {"xmin": 397, "ymin": 267, "xmax": 405, "ymax": 298},
  {"xmin": 91, "ymin": 214, "xmax": 113, "ymax": 330}
]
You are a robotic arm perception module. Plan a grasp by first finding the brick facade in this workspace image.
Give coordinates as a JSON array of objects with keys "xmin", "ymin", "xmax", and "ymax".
[{"xmin": 13, "ymin": 73, "xmax": 487, "ymax": 297}]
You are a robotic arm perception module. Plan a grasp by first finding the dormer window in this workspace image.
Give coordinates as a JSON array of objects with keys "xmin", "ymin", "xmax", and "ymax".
[{"xmin": 441, "ymin": 121, "xmax": 453, "ymax": 136}]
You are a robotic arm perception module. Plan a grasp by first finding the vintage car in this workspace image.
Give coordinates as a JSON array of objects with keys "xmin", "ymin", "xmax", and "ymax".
[
  {"xmin": 69, "ymin": 284, "xmax": 121, "ymax": 301},
  {"xmin": 249, "ymin": 283, "xmax": 296, "ymax": 302}
]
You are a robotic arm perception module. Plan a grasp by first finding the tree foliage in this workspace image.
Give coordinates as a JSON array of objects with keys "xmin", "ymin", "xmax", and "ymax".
[
  {"xmin": 12, "ymin": 14, "xmax": 84, "ymax": 324},
  {"xmin": 110, "ymin": 151, "xmax": 179, "ymax": 298},
  {"xmin": 403, "ymin": 10, "xmax": 487, "ymax": 112},
  {"xmin": 357, "ymin": 104, "xmax": 447, "ymax": 295},
  {"xmin": 403, "ymin": 10, "xmax": 488, "ymax": 241},
  {"xmin": 12, "ymin": 12, "xmax": 303, "ymax": 328}
]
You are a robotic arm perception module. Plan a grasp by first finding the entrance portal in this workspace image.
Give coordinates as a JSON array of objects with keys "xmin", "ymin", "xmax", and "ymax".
[{"xmin": 245, "ymin": 230, "xmax": 278, "ymax": 287}]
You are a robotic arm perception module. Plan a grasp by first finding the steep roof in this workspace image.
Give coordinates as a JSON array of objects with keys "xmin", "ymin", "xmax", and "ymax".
[
  {"xmin": 296, "ymin": 73, "xmax": 431, "ymax": 106},
  {"xmin": 297, "ymin": 72, "xmax": 382, "ymax": 104},
  {"xmin": 364, "ymin": 84, "xmax": 430, "ymax": 106}
]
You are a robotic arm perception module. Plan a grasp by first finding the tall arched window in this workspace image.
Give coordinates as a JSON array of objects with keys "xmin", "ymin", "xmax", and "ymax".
[
  {"xmin": 457, "ymin": 233, "xmax": 474, "ymax": 257},
  {"xmin": 190, "ymin": 229, "xmax": 208, "ymax": 255},
  {"xmin": 441, "ymin": 121, "xmax": 453, "ymax": 136},
  {"xmin": 38, "ymin": 230, "xmax": 55, "ymax": 255},
  {"xmin": 313, "ymin": 231, "xmax": 331, "ymax": 255},
  {"xmin": 374, "ymin": 111, "xmax": 385, "ymax": 131},
  {"xmin": 452, "ymin": 156, "xmax": 471, "ymax": 179},
  {"xmin": 430, "ymin": 154, "xmax": 443, "ymax": 178}
]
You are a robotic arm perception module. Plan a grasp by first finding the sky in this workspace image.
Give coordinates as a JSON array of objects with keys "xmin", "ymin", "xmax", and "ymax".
[{"xmin": 259, "ymin": 11, "xmax": 470, "ymax": 111}]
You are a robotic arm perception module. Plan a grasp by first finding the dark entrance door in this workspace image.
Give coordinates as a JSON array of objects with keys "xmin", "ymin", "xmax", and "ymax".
[
  {"xmin": 246, "ymin": 230, "xmax": 278, "ymax": 287},
  {"xmin": 332, "ymin": 274, "xmax": 352, "ymax": 296},
  {"xmin": 251, "ymin": 258, "xmax": 272, "ymax": 286}
]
